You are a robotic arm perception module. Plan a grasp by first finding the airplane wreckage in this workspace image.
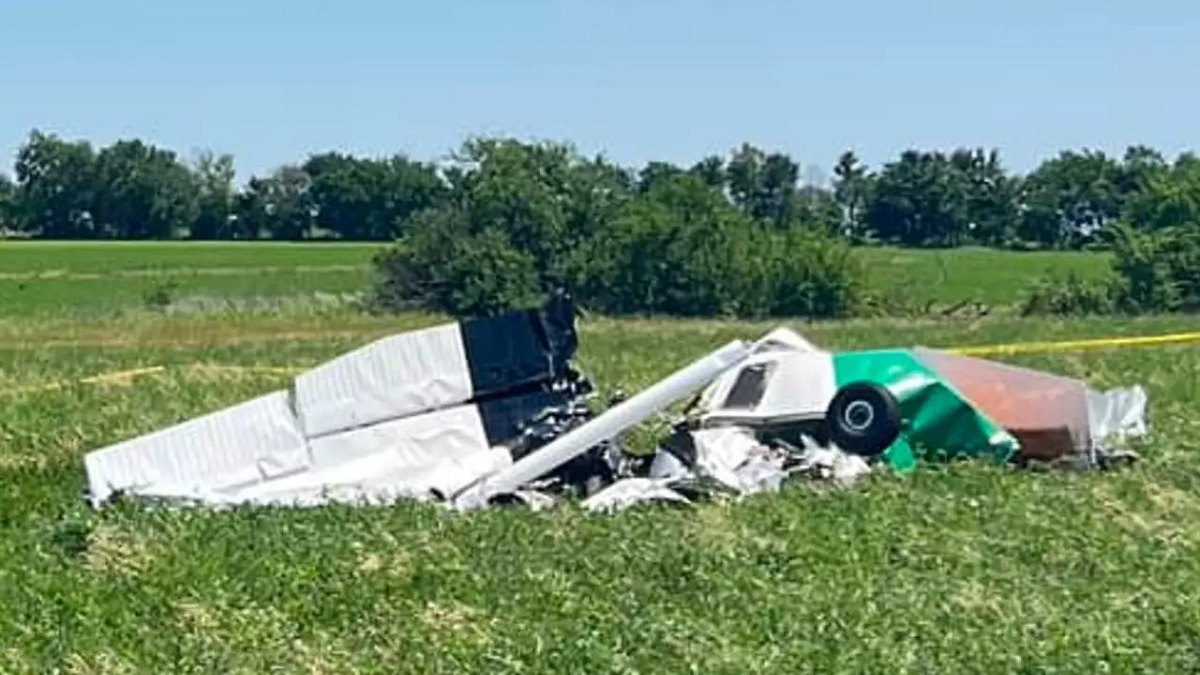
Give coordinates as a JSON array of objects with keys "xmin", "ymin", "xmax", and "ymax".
[{"xmin": 83, "ymin": 295, "xmax": 1150, "ymax": 514}]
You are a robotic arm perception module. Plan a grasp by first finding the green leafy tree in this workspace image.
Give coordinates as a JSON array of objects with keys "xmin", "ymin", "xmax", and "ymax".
[
  {"xmin": 689, "ymin": 155, "xmax": 726, "ymax": 190},
  {"xmin": 370, "ymin": 137, "xmax": 864, "ymax": 319},
  {"xmin": 448, "ymin": 137, "xmax": 630, "ymax": 288},
  {"xmin": 12, "ymin": 130, "xmax": 99, "ymax": 238},
  {"xmin": 1111, "ymin": 222, "xmax": 1200, "ymax": 312},
  {"xmin": 865, "ymin": 150, "xmax": 971, "ymax": 246},
  {"xmin": 791, "ymin": 185, "xmax": 843, "ymax": 235},
  {"xmin": 748, "ymin": 227, "xmax": 866, "ymax": 318},
  {"xmin": 831, "ymin": 151, "xmax": 871, "ymax": 238},
  {"xmin": 1115, "ymin": 145, "xmax": 1169, "ymax": 198},
  {"xmin": 946, "ymin": 148, "xmax": 1022, "ymax": 246},
  {"xmin": 1121, "ymin": 152, "xmax": 1200, "ymax": 233},
  {"xmin": 0, "ymin": 173, "xmax": 14, "ymax": 232},
  {"xmin": 726, "ymin": 143, "xmax": 800, "ymax": 227},
  {"xmin": 636, "ymin": 161, "xmax": 685, "ymax": 194},
  {"xmin": 303, "ymin": 152, "xmax": 449, "ymax": 240},
  {"xmin": 189, "ymin": 151, "xmax": 238, "ymax": 240},
  {"xmin": 235, "ymin": 165, "xmax": 315, "ymax": 240},
  {"xmin": 1018, "ymin": 149, "xmax": 1123, "ymax": 247},
  {"xmin": 90, "ymin": 139, "xmax": 199, "ymax": 239},
  {"xmin": 567, "ymin": 174, "xmax": 864, "ymax": 319}
]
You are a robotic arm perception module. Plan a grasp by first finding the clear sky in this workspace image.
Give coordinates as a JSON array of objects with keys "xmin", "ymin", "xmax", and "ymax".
[{"xmin": 1, "ymin": 0, "xmax": 1196, "ymax": 183}]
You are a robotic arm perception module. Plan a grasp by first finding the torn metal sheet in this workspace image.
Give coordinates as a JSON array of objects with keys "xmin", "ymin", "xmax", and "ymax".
[
  {"xmin": 582, "ymin": 478, "xmax": 691, "ymax": 513},
  {"xmin": 692, "ymin": 339, "xmax": 1019, "ymax": 472},
  {"xmin": 1086, "ymin": 386, "xmax": 1149, "ymax": 444},
  {"xmin": 580, "ymin": 429, "xmax": 872, "ymax": 513},
  {"xmin": 83, "ymin": 390, "xmax": 310, "ymax": 507},
  {"xmin": 910, "ymin": 347, "xmax": 1092, "ymax": 461},
  {"xmin": 83, "ymin": 295, "xmax": 606, "ymax": 509},
  {"xmin": 81, "ymin": 315, "xmax": 1150, "ymax": 515},
  {"xmin": 294, "ymin": 293, "xmax": 579, "ymax": 438},
  {"xmin": 207, "ymin": 445, "xmax": 514, "ymax": 508},
  {"xmin": 292, "ymin": 321, "xmax": 475, "ymax": 438},
  {"xmin": 903, "ymin": 348, "xmax": 1149, "ymax": 464},
  {"xmin": 788, "ymin": 438, "xmax": 872, "ymax": 486},
  {"xmin": 687, "ymin": 427, "xmax": 786, "ymax": 493},
  {"xmin": 450, "ymin": 339, "xmax": 753, "ymax": 510},
  {"xmin": 831, "ymin": 349, "xmax": 1022, "ymax": 470},
  {"xmin": 690, "ymin": 328, "xmax": 1148, "ymax": 473}
]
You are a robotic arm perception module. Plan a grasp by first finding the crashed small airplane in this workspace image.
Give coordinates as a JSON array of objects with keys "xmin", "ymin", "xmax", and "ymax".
[{"xmin": 82, "ymin": 295, "xmax": 1149, "ymax": 513}]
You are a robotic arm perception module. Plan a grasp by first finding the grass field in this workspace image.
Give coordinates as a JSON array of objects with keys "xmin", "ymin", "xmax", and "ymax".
[
  {"xmin": 2, "ymin": 242, "xmax": 1197, "ymax": 672},
  {"xmin": 0, "ymin": 241, "xmax": 374, "ymax": 317},
  {"xmin": 856, "ymin": 245, "xmax": 1110, "ymax": 307},
  {"xmin": 0, "ymin": 241, "xmax": 1110, "ymax": 316}
]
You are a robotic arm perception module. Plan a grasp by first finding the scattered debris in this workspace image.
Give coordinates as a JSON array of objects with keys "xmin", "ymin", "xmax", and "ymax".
[{"xmin": 82, "ymin": 294, "xmax": 1150, "ymax": 514}]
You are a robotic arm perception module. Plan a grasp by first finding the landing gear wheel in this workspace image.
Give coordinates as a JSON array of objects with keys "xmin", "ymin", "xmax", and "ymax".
[{"xmin": 825, "ymin": 381, "xmax": 902, "ymax": 457}]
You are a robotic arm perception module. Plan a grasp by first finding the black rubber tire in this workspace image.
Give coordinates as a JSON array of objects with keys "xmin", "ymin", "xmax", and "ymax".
[{"xmin": 825, "ymin": 381, "xmax": 902, "ymax": 457}]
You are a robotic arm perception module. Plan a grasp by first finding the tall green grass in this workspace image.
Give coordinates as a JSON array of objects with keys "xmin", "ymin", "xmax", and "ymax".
[
  {"xmin": 856, "ymin": 245, "xmax": 1110, "ymax": 306},
  {"xmin": 1, "ymin": 309, "xmax": 1197, "ymax": 672}
]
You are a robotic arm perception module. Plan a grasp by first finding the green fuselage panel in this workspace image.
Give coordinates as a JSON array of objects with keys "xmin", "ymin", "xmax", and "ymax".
[{"xmin": 831, "ymin": 349, "xmax": 1021, "ymax": 471}]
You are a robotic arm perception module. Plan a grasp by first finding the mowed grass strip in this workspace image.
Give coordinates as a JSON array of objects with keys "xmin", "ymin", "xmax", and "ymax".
[
  {"xmin": 0, "ymin": 240, "xmax": 379, "ymax": 273},
  {"xmin": 1, "ymin": 311, "xmax": 1199, "ymax": 672},
  {"xmin": 0, "ymin": 268, "xmax": 372, "ymax": 318},
  {"xmin": 0, "ymin": 240, "xmax": 378, "ymax": 317}
]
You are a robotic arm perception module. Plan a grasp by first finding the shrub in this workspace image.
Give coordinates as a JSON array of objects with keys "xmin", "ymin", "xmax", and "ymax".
[
  {"xmin": 368, "ymin": 208, "xmax": 544, "ymax": 317},
  {"xmin": 565, "ymin": 176, "xmax": 865, "ymax": 319},
  {"xmin": 748, "ymin": 228, "xmax": 866, "ymax": 318},
  {"xmin": 1109, "ymin": 222, "xmax": 1200, "ymax": 313},
  {"xmin": 369, "ymin": 152, "xmax": 867, "ymax": 320},
  {"xmin": 564, "ymin": 176, "xmax": 758, "ymax": 317},
  {"xmin": 1019, "ymin": 271, "xmax": 1120, "ymax": 317},
  {"xmin": 369, "ymin": 137, "xmax": 632, "ymax": 317},
  {"xmin": 1021, "ymin": 223, "xmax": 1200, "ymax": 316}
]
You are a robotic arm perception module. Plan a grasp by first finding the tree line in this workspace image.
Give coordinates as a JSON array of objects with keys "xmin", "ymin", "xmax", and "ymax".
[
  {"xmin": 1, "ymin": 129, "xmax": 1196, "ymax": 317},
  {"xmin": 2, "ymin": 128, "xmax": 1198, "ymax": 247}
]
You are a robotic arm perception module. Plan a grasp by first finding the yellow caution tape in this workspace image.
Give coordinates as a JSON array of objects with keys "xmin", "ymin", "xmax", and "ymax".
[
  {"xmin": 186, "ymin": 364, "xmax": 304, "ymax": 376},
  {"xmin": 6, "ymin": 366, "xmax": 169, "ymax": 395},
  {"xmin": 2, "ymin": 363, "xmax": 298, "ymax": 398},
  {"xmin": 4, "ymin": 330, "xmax": 1198, "ymax": 398},
  {"xmin": 948, "ymin": 331, "xmax": 1200, "ymax": 356}
]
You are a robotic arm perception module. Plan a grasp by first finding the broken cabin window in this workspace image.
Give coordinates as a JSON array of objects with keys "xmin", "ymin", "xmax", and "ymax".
[{"xmin": 721, "ymin": 361, "xmax": 775, "ymax": 410}]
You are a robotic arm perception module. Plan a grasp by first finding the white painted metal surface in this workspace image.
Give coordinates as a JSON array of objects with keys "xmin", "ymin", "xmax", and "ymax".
[
  {"xmin": 695, "ymin": 327, "xmax": 835, "ymax": 424},
  {"xmin": 84, "ymin": 390, "xmax": 310, "ymax": 507},
  {"xmin": 293, "ymin": 321, "xmax": 474, "ymax": 437}
]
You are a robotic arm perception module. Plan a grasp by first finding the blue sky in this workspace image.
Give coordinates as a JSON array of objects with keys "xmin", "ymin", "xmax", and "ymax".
[{"xmin": 1, "ymin": 0, "xmax": 1196, "ymax": 184}]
